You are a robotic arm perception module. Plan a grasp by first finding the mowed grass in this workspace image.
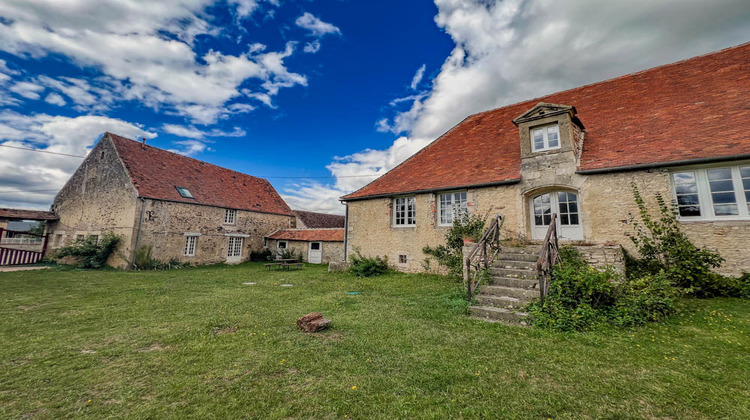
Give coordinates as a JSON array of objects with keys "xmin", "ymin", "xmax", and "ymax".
[{"xmin": 1, "ymin": 264, "xmax": 748, "ymax": 419}]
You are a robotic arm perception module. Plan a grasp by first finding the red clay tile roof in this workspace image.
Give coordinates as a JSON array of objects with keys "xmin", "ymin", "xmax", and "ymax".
[
  {"xmin": 294, "ymin": 211, "xmax": 345, "ymax": 228},
  {"xmin": 108, "ymin": 134, "xmax": 294, "ymax": 216},
  {"xmin": 343, "ymin": 43, "xmax": 750, "ymax": 200},
  {"xmin": 266, "ymin": 228, "xmax": 345, "ymax": 242},
  {"xmin": 0, "ymin": 208, "xmax": 58, "ymax": 221}
]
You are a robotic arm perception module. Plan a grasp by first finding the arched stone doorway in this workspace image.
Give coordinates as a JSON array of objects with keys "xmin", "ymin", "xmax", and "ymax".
[{"xmin": 528, "ymin": 190, "xmax": 583, "ymax": 241}]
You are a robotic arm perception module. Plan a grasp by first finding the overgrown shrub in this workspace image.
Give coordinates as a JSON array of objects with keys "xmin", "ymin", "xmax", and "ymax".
[
  {"xmin": 250, "ymin": 249, "xmax": 273, "ymax": 262},
  {"xmin": 423, "ymin": 211, "xmax": 488, "ymax": 277},
  {"xmin": 527, "ymin": 246, "xmax": 680, "ymax": 331},
  {"xmin": 134, "ymin": 245, "xmax": 187, "ymax": 270},
  {"xmin": 277, "ymin": 248, "xmax": 302, "ymax": 262},
  {"xmin": 56, "ymin": 232, "xmax": 121, "ymax": 268},
  {"xmin": 628, "ymin": 184, "xmax": 743, "ymax": 298},
  {"xmin": 349, "ymin": 247, "xmax": 390, "ymax": 277}
]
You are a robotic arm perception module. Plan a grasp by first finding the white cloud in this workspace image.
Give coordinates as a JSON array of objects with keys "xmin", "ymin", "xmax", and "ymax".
[
  {"xmin": 410, "ymin": 64, "xmax": 426, "ymax": 90},
  {"xmin": 162, "ymin": 124, "xmax": 247, "ymax": 140},
  {"xmin": 304, "ymin": 40, "xmax": 321, "ymax": 54},
  {"xmin": 9, "ymin": 81, "xmax": 44, "ymax": 99},
  {"xmin": 0, "ymin": 111, "xmax": 155, "ymax": 209},
  {"xmin": 285, "ymin": 0, "xmax": 750, "ymax": 211},
  {"xmin": 0, "ymin": 0, "xmax": 305, "ymax": 124},
  {"xmin": 295, "ymin": 12, "xmax": 341, "ymax": 37},
  {"xmin": 44, "ymin": 92, "xmax": 66, "ymax": 106},
  {"xmin": 168, "ymin": 139, "xmax": 209, "ymax": 156}
]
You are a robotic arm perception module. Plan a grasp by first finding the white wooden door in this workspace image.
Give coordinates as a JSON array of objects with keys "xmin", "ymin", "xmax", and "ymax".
[
  {"xmin": 530, "ymin": 191, "xmax": 583, "ymax": 241},
  {"xmin": 226, "ymin": 236, "xmax": 243, "ymax": 263},
  {"xmin": 308, "ymin": 242, "xmax": 322, "ymax": 264}
]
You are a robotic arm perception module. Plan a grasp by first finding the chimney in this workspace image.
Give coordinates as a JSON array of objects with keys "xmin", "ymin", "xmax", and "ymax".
[{"xmin": 141, "ymin": 137, "xmax": 146, "ymax": 150}]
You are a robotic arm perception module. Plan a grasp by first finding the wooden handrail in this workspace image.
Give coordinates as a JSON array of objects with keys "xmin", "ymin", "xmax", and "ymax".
[
  {"xmin": 536, "ymin": 213, "xmax": 560, "ymax": 304},
  {"xmin": 464, "ymin": 214, "xmax": 503, "ymax": 302}
]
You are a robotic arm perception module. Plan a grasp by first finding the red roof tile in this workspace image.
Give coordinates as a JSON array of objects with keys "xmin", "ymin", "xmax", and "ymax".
[
  {"xmin": 266, "ymin": 228, "xmax": 345, "ymax": 242},
  {"xmin": 343, "ymin": 43, "xmax": 750, "ymax": 200},
  {"xmin": 108, "ymin": 134, "xmax": 293, "ymax": 216},
  {"xmin": 0, "ymin": 208, "xmax": 58, "ymax": 221},
  {"xmin": 294, "ymin": 211, "xmax": 345, "ymax": 228}
]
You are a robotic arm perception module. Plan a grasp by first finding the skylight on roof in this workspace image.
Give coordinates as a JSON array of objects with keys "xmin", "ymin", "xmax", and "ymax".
[{"xmin": 176, "ymin": 186, "xmax": 194, "ymax": 199}]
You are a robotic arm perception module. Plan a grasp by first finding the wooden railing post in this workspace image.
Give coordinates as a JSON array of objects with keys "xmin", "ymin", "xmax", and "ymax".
[{"xmin": 41, "ymin": 233, "xmax": 50, "ymax": 259}]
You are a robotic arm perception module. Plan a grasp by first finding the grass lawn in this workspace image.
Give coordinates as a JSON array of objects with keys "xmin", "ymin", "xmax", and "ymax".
[{"xmin": 1, "ymin": 263, "xmax": 748, "ymax": 419}]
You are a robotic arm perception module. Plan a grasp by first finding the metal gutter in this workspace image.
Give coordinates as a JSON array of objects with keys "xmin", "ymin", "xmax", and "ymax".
[
  {"xmin": 340, "ymin": 178, "xmax": 522, "ymax": 202},
  {"xmin": 576, "ymin": 154, "xmax": 750, "ymax": 175}
]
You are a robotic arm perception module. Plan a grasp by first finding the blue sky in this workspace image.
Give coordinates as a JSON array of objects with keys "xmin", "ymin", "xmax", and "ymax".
[{"xmin": 0, "ymin": 0, "xmax": 748, "ymax": 214}]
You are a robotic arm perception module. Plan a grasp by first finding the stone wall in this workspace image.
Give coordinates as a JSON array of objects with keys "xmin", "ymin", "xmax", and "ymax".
[
  {"xmin": 136, "ymin": 199, "xmax": 294, "ymax": 265},
  {"xmin": 47, "ymin": 136, "xmax": 139, "ymax": 268},
  {"xmin": 265, "ymin": 238, "xmax": 344, "ymax": 264}
]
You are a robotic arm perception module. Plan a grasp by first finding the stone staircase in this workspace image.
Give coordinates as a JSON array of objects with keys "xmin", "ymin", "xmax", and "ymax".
[{"xmin": 469, "ymin": 245, "xmax": 540, "ymax": 326}]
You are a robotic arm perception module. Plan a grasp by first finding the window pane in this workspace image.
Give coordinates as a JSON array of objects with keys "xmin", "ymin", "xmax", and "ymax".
[
  {"xmin": 740, "ymin": 166, "xmax": 750, "ymax": 178},
  {"xmin": 533, "ymin": 129, "xmax": 544, "ymax": 150},
  {"xmin": 568, "ymin": 202, "xmax": 578, "ymax": 213},
  {"xmin": 678, "ymin": 206, "xmax": 701, "ymax": 217},
  {"xmin": 569, "ymin": 214, "xmax": 579, "ymax": 225},
  {"xmin": 708, "ymin": 180, "xmax": 734, "ymax": 192},
  {"xmin": 561, "ymin": 214, "xmax": 569, "ymax": 225},
  {"xmin": 711, "ymin": 192, "xmax": 736, "ymax": 204},
  {"xmin": 543, "ymin": 214, "xmax": 552, "ymax": 225},
  {"xmin": 677, "ymin": 194, "xmax": 700, "ymax": 206},
  {"xmin": 547, "ymin": 126, "xmax": 559, "ymax": 148},
  {"xmin": 714, "ymin": 204, "xmax": 738, "ymax": 216},
  {"xmin": 707, "ymin": 168, "xmax": 731, "ymax": 181},
  {"xmin": 535, "ymin": 215, "xmax": 543, "ymax": 225}
]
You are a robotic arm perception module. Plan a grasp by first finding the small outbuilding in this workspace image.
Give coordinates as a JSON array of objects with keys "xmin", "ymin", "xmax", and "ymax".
[{"xmin": 265, "ymin": 228, "xmax": 344, "ymax": 264}]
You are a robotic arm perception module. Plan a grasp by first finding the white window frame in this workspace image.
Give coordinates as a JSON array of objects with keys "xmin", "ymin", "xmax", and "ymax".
[
  {"xmin": 227, "ymin": 236, "xmax": 243, "ymax": 257},
  {"xmin": 277, "ymin": 240, "xmax": 287, "ymax": 250},
  {"xmin": 438, "ymin": 191, "xmax": 468, "ymax": 226},
  {"xmin": 224, "ymin": 209, "xmax": 236, "ymax": 225},
  {"xmin": 530, "ymin": 124, "xmax": 561, "ymax": 153},
  {"xmin": 671, "ymin": 164, "xmax": 750, "ymax": 222},
  {"xmin": 184, "ymin": 235, "xmax": 198, "ymax": 256},
  {"xmin": 393, "ymin": 196, "xmax": 416, "ymax": 227}
]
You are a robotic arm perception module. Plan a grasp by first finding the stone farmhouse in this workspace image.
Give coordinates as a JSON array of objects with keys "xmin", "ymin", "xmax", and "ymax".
[
  {"xmin": 48, "ymin": 133, "xmax": 296, "ymax": 267},
  {"xmin": 341, "ymin": 43, "xmax": 750, "ymax": 277}
]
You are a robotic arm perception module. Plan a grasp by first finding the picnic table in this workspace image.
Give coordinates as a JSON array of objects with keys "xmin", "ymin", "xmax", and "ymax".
[{"xmin": 264, "ymin": 259, "xmax": 305, "ymax": 270}]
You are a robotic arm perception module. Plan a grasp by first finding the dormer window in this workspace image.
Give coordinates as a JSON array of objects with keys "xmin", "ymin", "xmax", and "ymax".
[
  {"xmin": 531, "ymin": 124, "xmax": 560, "ymax": 152},
  {"xmin": 176, "ymin": 186, "xmax": 194, "ymax": 199}
]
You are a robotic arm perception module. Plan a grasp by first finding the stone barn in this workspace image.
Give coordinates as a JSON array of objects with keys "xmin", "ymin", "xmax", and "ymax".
[{"xmin": 48, "ymin": 133, "xmax": 295, "ymax": 267}]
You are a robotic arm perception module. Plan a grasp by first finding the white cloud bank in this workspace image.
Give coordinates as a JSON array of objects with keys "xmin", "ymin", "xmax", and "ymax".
[
  {"xmin": 0, "ymin": 112, "xmax": 155, "ymax": 209},
  {"xmin": 0, "ymin": 0, "xmax": 304, "ymax": 124},
  {"xmin": 283, "ymin": 0, "xmax": 750, "ymax": 214}
]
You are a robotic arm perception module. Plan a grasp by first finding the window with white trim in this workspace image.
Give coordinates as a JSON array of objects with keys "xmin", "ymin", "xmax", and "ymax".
[
  {"xmin": 224, "ymin": 209, "xmax": 236, "ymax": 225},
  {"xmin": 531, "ymin": 124, "xmax": 560, "ymax": 152},
  {"xmin": 227, "ymin": 237, "xmax": 243, "ymax": 257},
  {"xmin": 278, "ymin": 240, "xmax": 287, "ymax": 250},
  {"xmin": 439, "ymin": 191, "xmax": 467, "ymax": 225},
  {"xmin": 184, "ymin": 235, "xmax": 197, "ymax": 256},
  {"xmin": 672, "ymin": 165, "xmax": 750, "ymax": 220},
  {"xmin": 393, "ymin": 196, "xmax": 416, "ymax": 226}
]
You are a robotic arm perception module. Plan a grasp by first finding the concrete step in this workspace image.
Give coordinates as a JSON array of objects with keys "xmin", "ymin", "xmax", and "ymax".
[
  {"xmin": 489, "ymin": 276, "xmax": 539, "ymax": 289},
  {"xmin": 475, "ymin": 294, "xmax": 526, "ymax": 309},
  {"xmin": 497, "ymin": 252, "xmax": 538, "ymax": 262},
  {"xmin": 490, "ymin": 267, "xmax": 537, "ymax": 280},
  {"xmin": 493, "ymin": 260, "xmax": 537, "ymax": 270},
  {"xmin": 469, "ymin": 306, "xmax": 529, "ymax": 326},
  {"xmin": 499, "ymin": 244, "xmax": 541, "ymax": 254},
  {"xmin": 480, "ymin": 285, "xmax": 539, "ymax": 300}
]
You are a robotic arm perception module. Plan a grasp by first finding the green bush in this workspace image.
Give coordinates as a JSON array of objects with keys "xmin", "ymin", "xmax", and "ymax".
[
  {"xmin": 134, "ymin": 245, "xmax": 187, "ymax": 270},
  {"xmin": 56, "ymin": 232, "xmax": 121, "ymax": 268},
  {"xmin": 250, "ymin": 250, "xmax": 273, "ymax": 262},
  {"xmin": 628, "ymin": 184, "xmax": 747, "ymax": 298},
  {"xmin": 423, "ymin": 211, "xmax": 488, "ymax": 277},
  {"xmin": 349, "ymin": 247, "xmax": 390, "ymax": 277},
  {"xmin": 277, "ymin": 248, "xmax": 302, "ymax": 262},
  {"xmin": 527, "ymin": 246, "xmax": 680, "ymax": 331}
]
